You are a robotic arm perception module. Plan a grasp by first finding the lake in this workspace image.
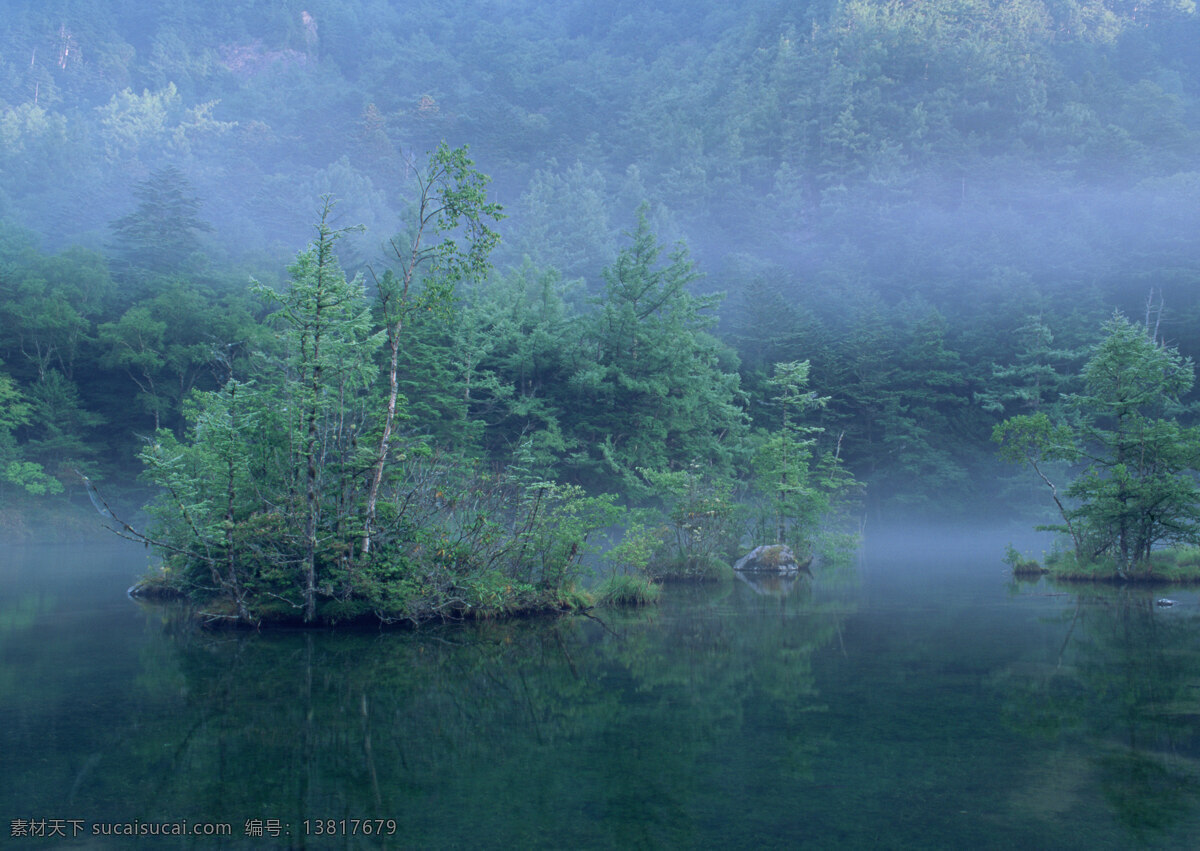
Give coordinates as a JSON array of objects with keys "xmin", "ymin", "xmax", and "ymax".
[{"xmin": 3, "ymin": 530, "xmax": 1200, "ymax": 849}]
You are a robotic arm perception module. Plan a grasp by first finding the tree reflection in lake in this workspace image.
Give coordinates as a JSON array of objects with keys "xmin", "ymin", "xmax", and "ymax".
[
  {"xmin": 7, "ymin": 541, "xmax": 1200, "ymax": 848},
  {"xmin": 994, "ymin": 583, "xmax": 1200, "ymax": 842},
  {"xmin": 128, "ymin": 577, "xmax": 851, "ymax": 848}
]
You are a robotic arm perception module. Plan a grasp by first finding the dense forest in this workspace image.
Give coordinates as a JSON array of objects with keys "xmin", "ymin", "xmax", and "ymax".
[{"xmin": 3, "ymin": 0, "xmax": 1200, "ymax": 555}]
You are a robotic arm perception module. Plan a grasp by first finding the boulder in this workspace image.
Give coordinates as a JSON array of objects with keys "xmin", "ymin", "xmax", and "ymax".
[
  {"xmin": 127, "ymin": 578, "xmax": 187, "ymax": 600},
  {"xmin": 733, "ymin": 544, "xmax": 812, "ymax": 575}
]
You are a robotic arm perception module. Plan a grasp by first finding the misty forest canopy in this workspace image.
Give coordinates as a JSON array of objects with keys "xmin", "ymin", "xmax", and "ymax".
[{"xmin": 4, "ymin": 0, "xmax": 1200, "ymax": 558}]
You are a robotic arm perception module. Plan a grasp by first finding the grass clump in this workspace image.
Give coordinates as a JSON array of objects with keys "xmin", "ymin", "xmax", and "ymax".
[
  {"xmin": 128, "ymin": 571, "xmax": 189, "ymax": 601},
  {"xmin": 1130, "ymin": 547, "xmax": 1200, "ymax": 582},
  {"xmin": 595, "ymin": 574, "xmax": 661, "ymax": 606},
  {"xmin": 1003, "ymin": 543, "xmax": 1048, "ymax": 577},
  {"xmin": 1044, "ymin": 549, "xmax": 1120, "ymax": 580},
  {"xmin": 544, "ymin": 585, "xmax": 595, "ymax": 612}
]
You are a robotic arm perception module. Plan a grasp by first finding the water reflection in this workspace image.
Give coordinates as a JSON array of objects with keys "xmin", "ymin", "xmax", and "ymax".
[
  {"xmin": 995, "ymin": 583, "xmax": 1200, "ymax": 841},
  {"xmin": 0, "ymin": 546, "xmax": 855, "ymax": 848},
  {"xmin": 733, "ymin": 571, "xmax": 808, "ymax": 596},
  {"xmin": 8, "ymin": 543, "xmax": 1200, "ymax": 847},
  {"xmin": 132, "ymin": 578, "xmax": 852, "ymax": 848}
]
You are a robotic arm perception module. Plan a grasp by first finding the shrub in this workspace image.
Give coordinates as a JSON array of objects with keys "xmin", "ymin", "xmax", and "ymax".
[{"xmin": 1003, "ymin": 543, "xmax": 1047, "ymax": 576}]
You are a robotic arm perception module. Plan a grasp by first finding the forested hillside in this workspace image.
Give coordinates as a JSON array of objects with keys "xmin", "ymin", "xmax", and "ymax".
[{"xmin": 3, "ymin": 0, "xmax": 1200, "ymax": 533}]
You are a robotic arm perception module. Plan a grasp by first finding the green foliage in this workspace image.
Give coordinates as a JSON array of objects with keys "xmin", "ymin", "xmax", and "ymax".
[
  {"xmin": 0, "ymin": 368, "xmax": 32, "ymax": 435},
  {"xmin": 133, "ymin": 191, "xmax": 636, "ymax": 625},
  {"xmin": 748, "ymin": 360, "xmax": 859, "ymax": 557},
  {"xmin": 1002, "ymin": 543, "xmax": 1046, "ymax": 576},
  {"xmin": 513, "ymin": 159, "xmax": 615, "ymax": 278},
  {"xmin": 565, "ymin": 209, "xmax": 747, "ymax": 492},
  {"xmin": 977, "ymin": 316, "xmax": 1080, "ymax": 417},
  {"xmin": 878, "ymin": 308, "xmax": 972, "ymax": 507},
  {"xmin": 510, "ymin": 483, "xmax": 623, "ymax": 590},
  {"xmin": 423, "ymin": 142, "xmax": 505, "ymax": 285},
  {"xmin": 595, "ymin": 573, "xmax": 661, "ymax": 607},
  {"xmin": 95, "ymin": 84, "xmax": 234, "ymax": 162},
  {"xmin": 604, "ymin": 517, "xmax": 662, "ymax": 577},
  {"xmin": 3, "ymin": 461, "xmax": 63, "ymax": 496},
  {"xmin": 23, "ymin": 371, "xmax": 104, "ymax": 475},
  {"xmin": 638, "ymin": 466, "xmax": 740, "ymax": 580},
  {"xmin": 363, "ymin": 143, "xmax": 505, "ymax": 555},
  {"xmin": 465, "ymin": 262, "xmax": 580, "ymax": 470},
  {"xmin": 109, "ymin": 165, "xmax": 213, "ymax": 279},
  {"xmin": 96, "ymin": 283, "xmax": 230, "ymax": 434},
  {"xmin": 0, "ymin": 364, "xmax": 63, "ymax": 497},
  {"xmin": 1042, "ymin": 543, "xmax": 1200, "ymax": 582},
  {"xmin": 7, "ymin": 0, "xmax": 1200, "ymax": 532},
  {"xmin": 997, "ymin": 313, "xmax": 1200, "ymax": 570},
  {"xmin": 0, "ymin": 244, "xmax": 114, "ymax": 382},
  {"xmin": 1065, "ymin": 315, "xmax": 1200, "ymax": 565}
]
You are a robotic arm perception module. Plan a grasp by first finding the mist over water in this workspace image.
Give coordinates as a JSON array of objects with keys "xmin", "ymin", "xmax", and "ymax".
[{"xmin": 6, "ymin": 536, "xmax": 1200, "ymax": 848}]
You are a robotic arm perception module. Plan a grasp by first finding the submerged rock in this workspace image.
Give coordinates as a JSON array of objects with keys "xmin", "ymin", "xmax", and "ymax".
[{"xmin": 733, "ymin": 544, "xmax": 812, "ymax": 575}]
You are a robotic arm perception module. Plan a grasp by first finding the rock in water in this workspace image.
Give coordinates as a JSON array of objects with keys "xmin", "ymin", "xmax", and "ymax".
[{"xmin": 733, "ymin": 544, "xmax": 812, "ymax": 575}]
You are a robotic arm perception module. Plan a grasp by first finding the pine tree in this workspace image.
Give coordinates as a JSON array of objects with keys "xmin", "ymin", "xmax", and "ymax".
[
  {"xmin": 109, "ymin": 165, "xmax": 212, "ymax": 280},
  {"xmin": 566, "ymin": 210, "xmax": 746, "ymax": 493},
  {"xmin": 256, "ymin": 198, "xmax": 379, "ymax": 620}
]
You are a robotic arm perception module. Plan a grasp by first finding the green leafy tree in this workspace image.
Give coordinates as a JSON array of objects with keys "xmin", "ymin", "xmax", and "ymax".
[
  {"xmin": 882, "ymin": 307, "xmax": 971, "ymax": 508},
  {"xmin": 637, "ymin": 465, "xmax": 738, "ymax": 579},
  {"xmin": 992, "ymin": 412, "xmax": 1085, "ymax": 553},
  {"xmin": 822, "ymin": 300, "xmax": 969, "ymax": 515},
  {"xmin": 0, "ymin": 363, "xmax": 61, "ymax": 496},
  {"xmin": 995, "ymin": 313, "xmax": 1200, "ymax": 568},
  {"xmin": 23, "ymin": 370, "xmax": 105, "ymax": 478},
  {"xmin": 976, "ymin": 315, "xmax": 1079, "ymax": 417},
  {"xmin": 0, "ymin": 246, "xmax": 113, "ymax": 383},
  {"xmin": 750, "ymin": 360, "xmax": 857, "ymax": 557},
  {"xmin": 754, "ymin": 361, "xmax": 828, "ymax": 547},
  {"xmin": 513, "ymin": 160, "xmax": 615, "ymax": 279},
  {"xmin": 977, "ymin": 313, "xmax": 1084, "ymax": 518},
  {"xmin": 97, "ymin": 305, "xmax": 169, "ymax": 430},
  {"xmin": 1069, "ymin": 314, "xmax": 1200, "ymax": 565},
  {"xmin": 140, "ymin": 377, "xmax": 261, "ymax": 621},
  {"xmin": 361, "ymin": 143, "xmax": 503, "ymax": 557},
  {"xmin": 460, "ymin": 261, "xmax": 581, "ymax": 473},
  {"xmin": 139, "ymin": 201, "xmax": 381, "ymax": 622}
]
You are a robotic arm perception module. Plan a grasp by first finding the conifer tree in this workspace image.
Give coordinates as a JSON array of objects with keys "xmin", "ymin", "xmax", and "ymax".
[
  {"xmin": 256, "ymin": 198, "xmax": 379, "ymax": 620},
  {"xmin": 995, "ymin": 313, "xmax": 1200, "ymax": 569},
  {"xmin": 567, "ymin": 210, "xmax": 746, "ymax": 492},
  {"xmin": 109, "ymin": 165, "xmax": 212, "ymax": 279}
]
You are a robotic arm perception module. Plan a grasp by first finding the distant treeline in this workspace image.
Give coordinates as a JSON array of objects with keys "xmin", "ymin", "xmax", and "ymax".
[
  {"xmin": 0, "ymin": 166, "xmax": 1181, "ymax": 524},
  {"xmin": 3, "ymin": 0, "xmax": 1200, "ymax": 522}
]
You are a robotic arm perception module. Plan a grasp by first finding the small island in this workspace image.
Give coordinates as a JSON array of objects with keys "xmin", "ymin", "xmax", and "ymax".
[
  {"xmin": 996, "ymin": 313, "xmax": 1200, "ymax": 584},
  {"xmin": 104, "ymin": 148, "xmax": 857, "ymax": 628}
]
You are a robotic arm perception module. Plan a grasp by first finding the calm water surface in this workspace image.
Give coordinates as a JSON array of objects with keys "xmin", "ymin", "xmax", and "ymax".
[{"xmin": 3, "ymin": 533, "xmax": 1200, "ymax": 849}]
